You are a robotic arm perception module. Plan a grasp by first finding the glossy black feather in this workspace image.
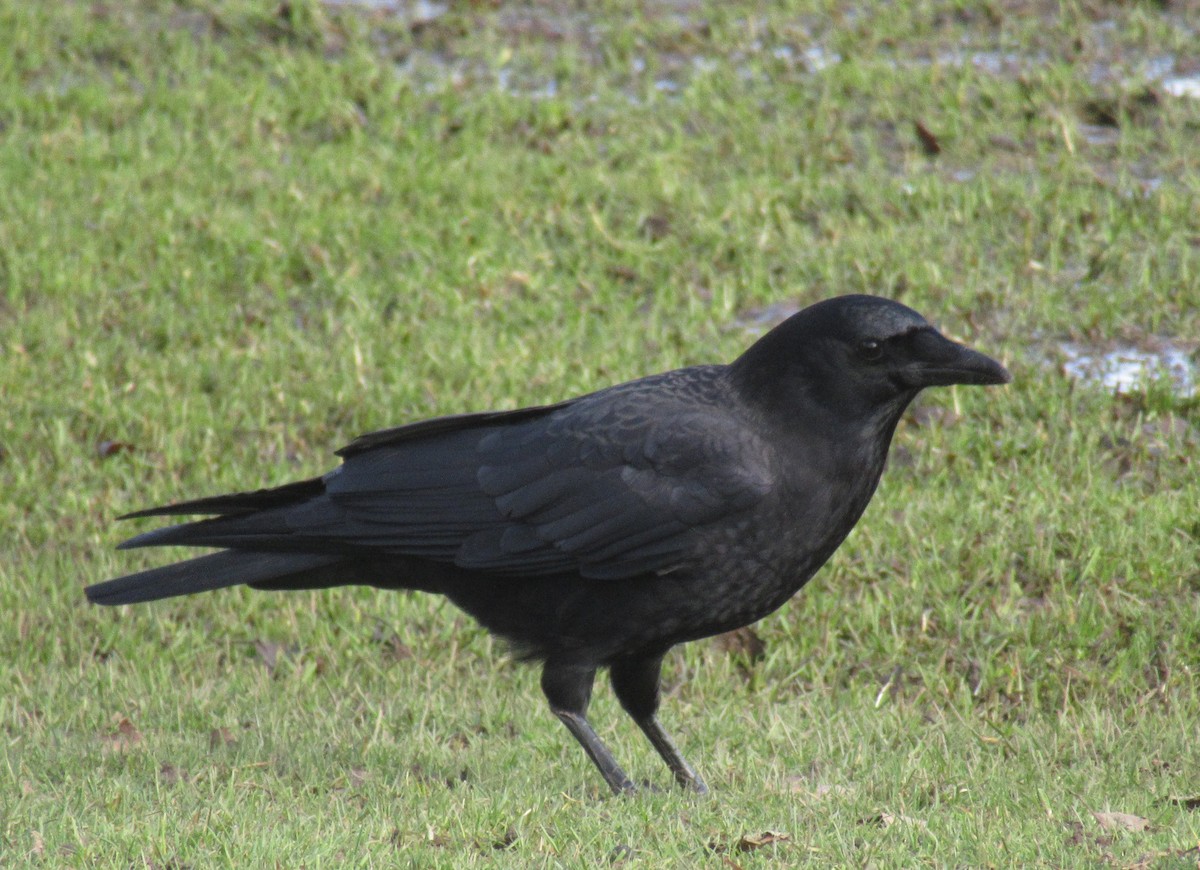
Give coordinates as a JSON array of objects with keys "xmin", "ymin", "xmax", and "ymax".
[{"xmin": 87, "ymin": 551, "xmax": 342, "ymax": 605}]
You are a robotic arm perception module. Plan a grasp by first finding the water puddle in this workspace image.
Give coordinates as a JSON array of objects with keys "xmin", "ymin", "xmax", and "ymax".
[
  {"xmin": 933, "ymin": 49, "xmax": 1049, "ymax": 76},
  {"xmin": 1056, "ymin": 340, "xmax": 1197, "ymax": 398},
  {"xmin": 1162, "ymin": 75, "xmax": 1200, "ymax": 100},
  {"xmin": 318, "ymin": 0, "xmax": 846, "ymax": 101},
  {"xmin": 310, "ymin": 3, "xmax": 1197, "ymax": 111},
  {"xmin": 1077, "ymin": 124, "xmax": 1121, "ymax": 146},
  {"xmin": 323, "ymin": 0, "xmax": 448, "ymax": 23},
  {"xmin": 732, "ymin": 301, "xmax": 802, "ymax": 335}
]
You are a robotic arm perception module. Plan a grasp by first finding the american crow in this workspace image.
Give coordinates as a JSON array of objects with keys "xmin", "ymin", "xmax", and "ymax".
[{"xmin": 87, "ymin": 294, "xmax": 1009, "ymax": 794}]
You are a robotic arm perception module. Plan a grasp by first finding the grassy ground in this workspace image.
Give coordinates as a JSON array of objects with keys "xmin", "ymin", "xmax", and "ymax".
[{"xmin": 2, "ymin": 0, "xmax": 1199, "ymax": 865}]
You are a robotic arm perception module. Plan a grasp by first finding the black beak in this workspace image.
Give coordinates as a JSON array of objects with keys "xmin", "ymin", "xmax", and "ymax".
[{"xmin": 904, "ymin": 329, "xmax": 1011, "ymax": 388}]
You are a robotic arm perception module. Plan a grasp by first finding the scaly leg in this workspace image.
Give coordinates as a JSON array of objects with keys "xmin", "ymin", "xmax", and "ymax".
[
  {"xmin": 542, "ymin": 662, "xmax": 637, "ymax": 794},
  {"xmin": 610, "ymin": 654, "xmax": 708, "ymax": 794}
]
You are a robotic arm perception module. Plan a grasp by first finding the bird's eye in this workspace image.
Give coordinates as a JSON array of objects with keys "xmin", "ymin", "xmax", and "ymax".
[{"xmin": 858, "ymin": 339, "xmax": 883, "ymax": 361}]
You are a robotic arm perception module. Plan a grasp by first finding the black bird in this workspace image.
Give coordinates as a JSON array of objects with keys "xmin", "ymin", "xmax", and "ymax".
[{"xmin": 87, "ymin": 294, "xmax": 1009, "ymax": 794}]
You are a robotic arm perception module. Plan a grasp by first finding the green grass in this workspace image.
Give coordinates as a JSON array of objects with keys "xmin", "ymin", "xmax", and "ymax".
[{"xmin": 3, "ymin": 0, "xmax": 1199, "ymax": 865}]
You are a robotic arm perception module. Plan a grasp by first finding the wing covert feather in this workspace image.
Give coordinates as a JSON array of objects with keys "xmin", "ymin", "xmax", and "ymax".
[{"xmin": 300, "ymin": 377, "xmax": 777, "ymax": 580}]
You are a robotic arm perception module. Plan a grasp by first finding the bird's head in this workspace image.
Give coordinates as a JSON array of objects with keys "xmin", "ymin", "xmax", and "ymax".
[{"xmin": 730, "ymin": 294, "xmax": 1010, "ymax": 426}]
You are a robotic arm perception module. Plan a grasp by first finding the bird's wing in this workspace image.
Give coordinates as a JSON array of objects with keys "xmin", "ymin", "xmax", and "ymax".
[
  {"xmin": 118, "ymin": 385, "xmax": 777, "ymax": 582},
  {"xmin": 321, "ymin": 395, "xmax": 776, "ymax": 580},
  {"xmin": 466, "ymin": 405, "xmax": 775, "ymax": 579},
  {"xmin": 334, "ymin": 401, "xmax": 574, "ymax": 457}
]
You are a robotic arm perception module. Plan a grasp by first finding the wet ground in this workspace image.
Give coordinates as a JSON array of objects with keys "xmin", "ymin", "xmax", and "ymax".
[
  {"xmin": 1056, "ymin": 338, "xmax": 1197, "ymax": 398},
  {"xmin": 321, "ymin": 0, "xmax": 1200, "ymax": 105},
  {"xmin": 318, "ymin": 0, "xmax": 1198, "ymax": 399}
]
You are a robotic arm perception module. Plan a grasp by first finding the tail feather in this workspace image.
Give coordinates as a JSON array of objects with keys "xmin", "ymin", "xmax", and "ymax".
[
  {"xmin": 120, "ymin": 477, "xmax": 326, "ymax": 520},
  {"xmin": 116, "ymin": 511, "xmax": 295, "ymax": 551},
  {"xmin": 86, "ymin": 550, "xmax": 343, "ymax": 606}
]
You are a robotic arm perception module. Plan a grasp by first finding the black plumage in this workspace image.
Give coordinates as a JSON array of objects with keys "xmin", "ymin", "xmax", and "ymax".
[{"xmin": 87, "ymin": 294, "xmax": 1010, "ymax": 793}]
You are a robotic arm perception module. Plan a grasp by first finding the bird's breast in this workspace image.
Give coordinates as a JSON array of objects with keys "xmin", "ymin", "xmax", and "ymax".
[{"xmin": 666, "ymin": 453, "xmax": 886, "ymax": 639}]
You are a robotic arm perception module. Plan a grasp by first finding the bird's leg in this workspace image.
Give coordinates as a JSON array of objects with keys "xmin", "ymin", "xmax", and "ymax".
[
  {"xmin": 636, "ymin": 714, "xmax": 707, "ymax": 794},
  {"xmin": 610, "ymin": 654, "xmax": 708, "ymax": 794},
  {"xmin": 541, "ymin": 662, "xmax": 637, "ymax": 795}
]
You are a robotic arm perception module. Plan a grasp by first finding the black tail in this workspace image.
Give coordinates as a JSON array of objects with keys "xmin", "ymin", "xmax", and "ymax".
[
  {"xmin": 88, "ymin": 476, "xmax": 349, "ymax": 605},
  {"xmin": 118, "ymin": 477, "xmax": 326, "ymax": 520},
  {"xmin": 86, "ymin": 550, "xmax": 345, "ymax": 605}
]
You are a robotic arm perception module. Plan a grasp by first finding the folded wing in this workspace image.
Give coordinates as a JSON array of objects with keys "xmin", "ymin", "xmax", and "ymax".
[{"xmin": 118, "ymin": 378, "xmax": 777, "ymax": 582}]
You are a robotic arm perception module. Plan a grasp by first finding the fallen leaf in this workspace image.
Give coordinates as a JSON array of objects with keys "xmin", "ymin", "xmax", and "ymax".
[
  {"xmin": 713, "ymin": 627, "xmax": 766, "ymax": 682},
  {"xmin": 1065, "ymin": 819, "xmax": 1111, "ymax": 848},
  {"xmin": 101, "ymin": 717, "xmax": 142, "ymax": 752},
  {"xmin": 97, "ymin": 440, "xmax": 135, "ymax": 459},
  {"xmin": 159, "ymin": 763, "xmax": 188, "ymax": 785},
  {"xmin": 209, "ymin": 727, "xmax": 237, "ymax": 750},
  {"xmin": 254, "ymin": 639, "xmax": 281, "ymax": 671},
  {"xmin": 640, "ymin": 214, "xmax": 672, "ymax": 241},
  {"xmin": 1093, "ymin": 811, "xmax": 1151, "ymax": 832},
  {"xmin": 254, "ymin": 639, "xmax": 297, "ymax": 673},
  {"xmin": 608, "ymin": 843, "xmax": 634, "ymax": 864},
  {"xmin": 385, "ymin": 637, "xmax": 413, "ymax": 661},
  {"xmin": 738, "ymin": 831, "xmax": 790, "ymax": 852},
  {"xmin": 913, "ymin": 119, "xmax": 941, "ymax": 156},
  {"xmin": 705, "ymin": 838, "xmax": 727, "ymax": 854},
  {"xmin": 864, "ymin": 812, "xmax": 928, "ymax": 830},
  {"xmin": 491, "ymin": 826, "xmax": 518, "ymax": 851},
  {"xmin": 606, "ymin": 265, "xmax": 638, "ymax": 283},
  {"xmin": 713, "ymin": 627, "xmax": 766, "ymax": 661},
  {"xmin": 988, "ymin": 133, "xmax": 1021, "ymax": 151}
]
